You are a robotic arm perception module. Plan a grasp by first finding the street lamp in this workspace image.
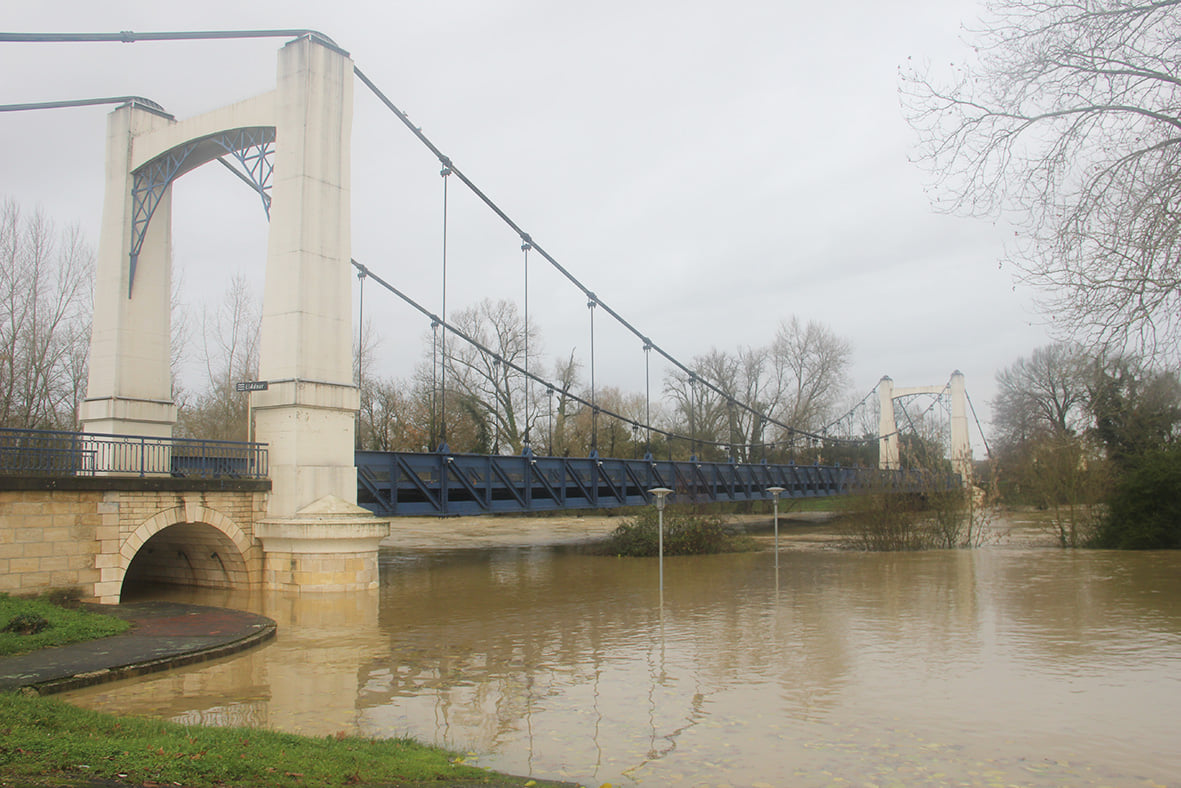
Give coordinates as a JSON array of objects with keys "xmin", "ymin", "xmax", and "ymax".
[
  {"xmin": 650, "ymin": 487, "xmax": 673, "ymax": 593},
  {"xmin": 767, "ymin": 486, "xmax": 785, "ymax": 565}
]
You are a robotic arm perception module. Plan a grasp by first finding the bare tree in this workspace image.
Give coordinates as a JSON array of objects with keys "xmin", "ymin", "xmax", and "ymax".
[
  {"xmin": 356, "ymin": 375, "xmax": 428, "ymax": 451},
  {"xmin": 664, "ymin": 346, "xmax": 772, "ymax": 460},
  {"xmin": 665, "ymin": 358, "xmax": 728, "ymax": 460},
  {"xmin": 902, "ymin": 0, "xmax": 1181, "ymax": 361},
  {"xmin": 992, "ymin": 343, "xmax": 1091, "ymax": 448},
  {"xmin": 692, "ymin": 346, "xmax": 784, "ymax": 460},
  {"xmin": 562, "ymin": 385, "xmax": 648, "ymax": 459},
  {"xmin": 771, "ymin": 317, "xmax": 852, "ymax": 440},
  {"xmin": 443, "ymin": 298, "xmax": 542, "ymax": 454},
  {"xmin": 546, "ymin": 350, "xmax": 582, "ymax": 456},
  {"xmin": 661, "ymin": 318, "xmax": 851, "ymax": 461},
  {"xmin": 175, "ymin": 275, "xmax": 260, "ymax": 440},
  {"xmin": 0, "ymin": 199, "xmax": 93, "ymax": 429}
]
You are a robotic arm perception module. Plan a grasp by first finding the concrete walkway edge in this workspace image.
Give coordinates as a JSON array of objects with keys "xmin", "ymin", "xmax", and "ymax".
[{"xmin": 0, "ymin": 602, "xmax": 276, "ymax": 696}]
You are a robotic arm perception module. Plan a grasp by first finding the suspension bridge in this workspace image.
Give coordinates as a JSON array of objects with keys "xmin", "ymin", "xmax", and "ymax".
[{"xmin": 0, "ymin": 30, "xmax": 985, "ymax": 601}]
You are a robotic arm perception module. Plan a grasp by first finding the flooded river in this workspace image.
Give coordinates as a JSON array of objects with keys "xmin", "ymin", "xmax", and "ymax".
[{"xmin": 65, "ymin": 516, "xmax": 1181, "ymax": 786}]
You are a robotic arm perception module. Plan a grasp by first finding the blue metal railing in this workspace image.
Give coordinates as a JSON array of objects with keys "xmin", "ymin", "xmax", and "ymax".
[
  {"xmin": 356, "ymin": 450, "xmax": 950, "ymax": 517},
  {"xmin": 0, "ymin": 427, "xmax": 268, "ymax": 480}
]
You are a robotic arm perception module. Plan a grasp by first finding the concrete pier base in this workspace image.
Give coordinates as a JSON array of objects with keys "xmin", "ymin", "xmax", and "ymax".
[{"xmin": 255, "ymin": 496, "xmax": 389, "ymax": 593}]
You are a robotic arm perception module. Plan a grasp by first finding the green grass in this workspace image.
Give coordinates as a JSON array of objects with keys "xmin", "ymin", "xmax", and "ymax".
[
  {"xmin": 0, "ymin": 594, "xmax": 130, "ymax": 656},
  {"xmin": 0, "ymin": 596, "xmax": 569, "ymax": 787},
  {"xmin": 0, "ymin": 692, "xmax": 566, "ymax": 787}
]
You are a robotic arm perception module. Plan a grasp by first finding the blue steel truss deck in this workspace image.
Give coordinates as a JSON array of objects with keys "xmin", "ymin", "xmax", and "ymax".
[{"xmin": 355, "ymin": 450, "xmax": 947, "ymax": 517}]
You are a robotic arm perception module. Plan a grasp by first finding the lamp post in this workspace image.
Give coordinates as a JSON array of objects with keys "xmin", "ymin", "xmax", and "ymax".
[
  {"xmin": 767, "ymin": 486, "xmax": 785, "ymax": 567},
  {"xmin": 650, "ymin": 487, "xmax": 673, "ymax": 594}
]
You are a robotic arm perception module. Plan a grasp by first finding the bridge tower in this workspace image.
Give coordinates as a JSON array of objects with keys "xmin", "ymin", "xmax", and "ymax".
[
  {"xmin": 79, "ymin": 35, "xmax": 388, "ymax": 593},
  {"xmin": 878, "ymin": 371, "xmax": 971, "ymax": 483}
]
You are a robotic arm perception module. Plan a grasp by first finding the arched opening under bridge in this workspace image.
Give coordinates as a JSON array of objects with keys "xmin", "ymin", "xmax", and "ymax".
[{"xmin": 122, "ymin": 521, "xmax": 252, "ymax": 598}]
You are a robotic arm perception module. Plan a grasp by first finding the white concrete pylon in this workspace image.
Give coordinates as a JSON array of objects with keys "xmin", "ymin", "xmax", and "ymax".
[
  {"xmin": 78, "ymin": 36, "xmax": 388, "ymax": 594},
  {"xmin": 81, "ymin": 37, "xmax": 369, "ymax": 515},
  {"xmin": 80, "ymin": 103, "xmax": 178, "ymax": 438},
  {"xmin": 252, "ymin": 36, "xmax": 360, "ymax": 518},
  {"xmin": 878, "ymin": 372, "xmax": 973, "ymax": 484},
  {"xmin": 878, "ymin": 376, "xmax": 898, "ymax": 471},
  {"xmin": 949, "ymin": 370, "xmax": 971, "ymax": 484}
]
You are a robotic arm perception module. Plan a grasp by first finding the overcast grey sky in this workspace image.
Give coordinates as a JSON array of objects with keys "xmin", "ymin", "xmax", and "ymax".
[{"xmin": 1, "ymin": 1, "xmax": 1052, "ymax": 448}]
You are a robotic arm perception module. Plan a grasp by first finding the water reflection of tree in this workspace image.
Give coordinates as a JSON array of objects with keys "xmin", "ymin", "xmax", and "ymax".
[{"xmin": 354, "ymin": 549, "xmax": 863, "ymax": 773}]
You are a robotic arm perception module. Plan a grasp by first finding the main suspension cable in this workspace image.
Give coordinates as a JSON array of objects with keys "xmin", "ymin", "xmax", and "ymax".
[
  {"xmin": 522, "ymin": 236, "xmax": 532, "ymax": 451},
  {"xmin": 351, "ymin": 257, "xmax": 814, "ymax": 455},
  {"xmin": 0, "ymin": 29, "xmax": 340, "ymax": 47},
  {"xmin": 965, "ymin": 391, "xmax": 993, "ymax": 460},
  {"xmin": 351, "ymin": 63, "xmax": 861, "ymax": 447},
  {"xmin": 438, "ymin": 162, "xmax": 451, "ymax": 450},
  {"xmin": 1, "ymin": 28, "xmax": 877, "ymax": 449},
  {"xmin": 0, "ymin": 95, "xmax": 169, "ymax": 114}
]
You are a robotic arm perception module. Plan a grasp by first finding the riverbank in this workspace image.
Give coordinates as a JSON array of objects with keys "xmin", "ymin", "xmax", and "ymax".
[
  {"xmin": 0, "ymin": 691, "xmax": 577, "ymax": 787},
  {"xmin": 0, "ymin": 599, "xmax": 577, "ymax": 788},
  {"xmin": 379, "ymin": 509, "xmax": 842, "ymax": 551},
  {"xmin": 378, "ymin": 507, "xmax": 1056, "ymax": 553},
  {"xmin": 3, "ymin": 506, "xmax": 1077, "ymax": 788},
  {"xmin": 0, "ymin": 601, "xmax": 275, "ymax": 694}
]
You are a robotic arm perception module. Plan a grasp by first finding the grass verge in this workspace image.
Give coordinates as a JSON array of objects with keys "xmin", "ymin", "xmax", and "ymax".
[
  {"xmin": 0, "ymin": 692, "xmax": 570, "ymax": 787},
  {"xmin": 0, "ymin": 593, "xmax": 130, "ymax": 656},
  {"xmin": 0, "ymin": 597, "xmax": 572, "ymax": 787}
]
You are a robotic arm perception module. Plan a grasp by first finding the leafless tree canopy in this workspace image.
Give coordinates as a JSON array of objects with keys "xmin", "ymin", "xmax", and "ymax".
[
  {"xmin": 665, "ymin": 317, "xmax": 852, "ymax": 459},
  {"xmin": 992, "ymin": 342, "xmax": 1092, "ymax": 446},
  {"xmin": 902, "ymin": 0, "xmax": 1181, "ymax": 360},
  {"xmin": 443, "ymin": 298, "xmax": 541, "ymax": 454},
  {"xmin": 772, "ymin": 317, "xmax": 852, "ymax": 435},
  {"xmin": 0, "ymin": 198, "xmax": 92, "ymax": 429},
  {"xmin": 175, "ymin": 275, "xmax": 260, "ymax": 440}
]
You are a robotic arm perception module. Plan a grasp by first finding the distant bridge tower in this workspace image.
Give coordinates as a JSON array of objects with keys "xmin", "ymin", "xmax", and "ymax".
[
  {"xmin": 878, "ymin": 371, "xmax": 971, "ymax": 483},
  {"xmin": 79, "ymin": 35, "xmax": 388, "ymax": 591}
]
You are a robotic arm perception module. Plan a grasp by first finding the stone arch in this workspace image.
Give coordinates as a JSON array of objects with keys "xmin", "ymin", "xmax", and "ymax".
[{"xmin": 118, "ymin": 504, "xmax": 259, "ymax": 597}]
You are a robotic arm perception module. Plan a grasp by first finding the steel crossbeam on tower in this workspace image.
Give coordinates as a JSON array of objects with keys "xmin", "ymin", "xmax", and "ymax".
[
  {"xmin": 128, "ymin": 126, "xmax": 275, "ymax": 296},
  {"xmin": 355, "ymin": 451, "xmax": 951, "ymax": 517}
]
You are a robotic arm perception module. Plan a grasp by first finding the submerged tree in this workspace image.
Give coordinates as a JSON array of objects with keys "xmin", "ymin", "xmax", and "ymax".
[{"xmin": 903, "ymin": 0, "xmax": 1181, "ymax": 361}]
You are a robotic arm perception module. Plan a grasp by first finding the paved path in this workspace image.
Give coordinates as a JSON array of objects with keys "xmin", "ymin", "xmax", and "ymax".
[{"xmin": 0, "ymin": 601, "xmax": 275, "ymax": 695}]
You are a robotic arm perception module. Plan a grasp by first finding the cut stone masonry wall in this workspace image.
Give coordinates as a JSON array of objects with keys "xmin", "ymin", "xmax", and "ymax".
[{"xmin": 0, "ymin": 487, "xmax": 267, "ymax": 604}]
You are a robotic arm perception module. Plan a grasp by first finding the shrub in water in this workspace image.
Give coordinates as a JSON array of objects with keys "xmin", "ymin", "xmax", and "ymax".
[{"xmin": 606, "ymin": 506, "xmax": 737, "ymax": 556}]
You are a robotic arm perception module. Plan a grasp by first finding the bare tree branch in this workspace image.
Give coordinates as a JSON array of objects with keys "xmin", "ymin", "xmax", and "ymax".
[
  {"xmin": 0, "ymin": 198, "xmax": 93, "ymax": 429},
  {"xmin": 903, "ymin": 0, "xmax": 1181, "ymax": 360}
]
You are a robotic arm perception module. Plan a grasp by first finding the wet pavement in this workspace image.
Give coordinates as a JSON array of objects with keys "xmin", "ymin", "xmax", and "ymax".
[{"xmin": 0, "ymin": 601, "xmax": 275, "ymax": 695}]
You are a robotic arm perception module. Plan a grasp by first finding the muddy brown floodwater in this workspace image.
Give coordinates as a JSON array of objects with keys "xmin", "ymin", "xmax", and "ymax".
[{"xmin": 66, "ymin": 512, "xmax": 1181, "ymax": 787}]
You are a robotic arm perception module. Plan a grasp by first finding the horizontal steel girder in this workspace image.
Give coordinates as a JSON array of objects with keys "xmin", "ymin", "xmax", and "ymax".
[{"xmin": 355, "ymin": 450, "xmax": 955, "ymax": 517}]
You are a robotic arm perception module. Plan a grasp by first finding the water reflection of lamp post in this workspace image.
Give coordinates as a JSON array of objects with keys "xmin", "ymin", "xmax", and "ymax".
[
  {"xmin": 650, "ymin": 487, "xmax": 673, "ymax": 595},
  {"xmin": 767, "ymin": 486, "xmax": 785, "ymax": 567}
]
